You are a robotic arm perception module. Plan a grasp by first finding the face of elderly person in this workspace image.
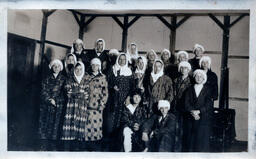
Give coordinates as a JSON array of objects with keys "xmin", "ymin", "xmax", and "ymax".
[
  {"xmin": 91, "ymin": 63, "xmax": 100, "ymax": 74},
  {"xmin": 154, "ymin": 61, "xmax": 163, "ymax": 74},
  {"xmin": 195, "ymin": 72, "xmax": 205, "ymax": 84},
  {"xmin": 178, "ymin": 53, "xmax": 188, "ymax": 62},
  {"xmin": 52, "ymin": 63, "xmax": 61, "ymax": 74},
  {"xmin": 133, "ymin": 94, "xmax": 142, "ymax": 105},
  {"xmin": 148, "ymin": 51, "xmax": 156, "ymax": 62},
  {"xmin": 131, "ymin": 44, "xmax": 137, "ymax": 54},
  {"xmin": 67, "ymin": 55, "xmax": 75, "ymax": 65},
  {"xmin": 201, "ymin": 60, "xmax": 210, "ymax": 70},
  {"xmin": 137, "ymin": 58, "xmax": 144, "ymax": 70},
  {"xmin": 195, "ymin": 47, "xmax": 203, "ymax": 57},
  {"xmin": 159, "ymin": 106, "xmax": 169, "ymax": 116},
  {"xmin": 74, "ymin": 43, "xmax": 83, "ymax": 52},
  {"xmin": 180, "ymin": 66, "xmax": 189, "ymax": 76},
  {"xmin": 162, "ymin": 51, "xmax": 170, "ymax": 62},
  {"xmin": 74, "ymin": 64, "xmax": 83, "ymax": 76},
  {"xmin": 96, "ymin": 40, "xmax": 104, "ymax": 52},
  {"xmin": 118, "ymin": 54, "xmax": 127, "ymax": 66}
]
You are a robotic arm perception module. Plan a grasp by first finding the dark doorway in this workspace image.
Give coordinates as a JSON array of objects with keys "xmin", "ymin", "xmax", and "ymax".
[{"xmin": 8, "ymin": 33, "xmax": 40, "ymax": 151}]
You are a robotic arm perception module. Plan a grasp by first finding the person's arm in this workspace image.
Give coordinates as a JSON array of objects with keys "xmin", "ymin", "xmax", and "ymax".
[
  {"xmin": 165, "ymin": 76, "xmax": 174, "ymax": 103},
  {"xmin": 121, "ymin": 108, "xmax": 134, "ymax": 129},
  {"xmin": 40, "ymin": 78, "xmax": 51, "ymax": 103},
  {"xmin": 199, "ymin": 91, "xmax": 214, "ymax": 116},
  {"xmin": 99, "ymin": 76, "xmax": 109, "ymax": 110}
]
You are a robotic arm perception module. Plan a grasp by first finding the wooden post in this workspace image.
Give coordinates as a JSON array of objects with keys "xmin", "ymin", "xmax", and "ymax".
[
  {"xmin": 79, "ymin": 15, "xmax": 85, "ymax": 39},
  {"xmin": 219, "ymin": 16, "xmax": 230, "ymax": 109},
  {"xmin": 122, "ymin": 16, "xmax": 128, "ymax": 52},
  {"xmin": 169, "ymin": 16, "xmax": 177, "ymax": 58}
]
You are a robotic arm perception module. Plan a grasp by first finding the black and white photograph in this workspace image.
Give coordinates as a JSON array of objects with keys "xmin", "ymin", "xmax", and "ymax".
[{"xmin": 1, "ymin": 0, "xmax": 256, "ymax": 159}]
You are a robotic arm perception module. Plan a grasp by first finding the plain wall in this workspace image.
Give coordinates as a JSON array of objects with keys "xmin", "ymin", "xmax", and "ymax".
[{"xmin": 7, "ymin": 9, "xmax": 249, "ymax": 141}]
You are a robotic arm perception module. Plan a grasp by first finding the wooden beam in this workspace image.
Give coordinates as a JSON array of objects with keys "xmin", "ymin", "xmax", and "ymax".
[
  {"xmin": 121, "ymin": 16, "xmax": 128, "ymax": 52},
  {"xmin": 208, "ymin": 13, "xmax": 226, "ymax": 31},
  {"xmin": 71, "ymin": 10, "xmax": 82, "ymax": 27},
  {"xmin": 156, "ymin": 15, "xmax": 175, "ymax": 31},
  {"xmin": 169, "ymin": 16, "xmax": 177, "ymax": 57},
  {"xmin": 112, "ymin": 16, "xmax": 124, "ymax": 29},
  {"xmin": 176, "ymin": 15, "xmax": 191, "ymax": 29},
  {"xmin": 127, "ymin": 16, "xmax": 140, "ymax": 28},
  {"xmin": 79, "ymin": 14, "xmax": 86, "ymax": 39},
  {"xmin": 84, "ymin": 16, "xmax": 96, "ymax": 27},
  {"xmin": 229, "ymin": 13, "xmax": 247, "ymax": 28}
]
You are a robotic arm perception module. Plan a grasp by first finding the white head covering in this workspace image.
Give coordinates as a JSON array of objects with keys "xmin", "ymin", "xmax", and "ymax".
[
  {"xmin": 178, "ymin": 61, "xmax": 192, "ymax": 72},
  {"xmin": 91, "ymin": 57, "xmax": 102, "ymax": 73},
  {"xmin": 112, "ymin": 53, "xmax": 132, "ymax": 77},
  {"xmin": 199, "ymin": 56, "xmax": 212, "ymax": 69},
  {"xmin": 109, "ymin": 49, "xmax": 120, "ymax": 56},
  {"xmin": 74, "ymin": 61, "xmax": 85, "ymax": 84},
  {"xmin": 193, "ymin": 69, "xmax": 207, "ymax": 84},
  {"xmin": 95, "ymin": 38, "xmax": 105, "ymax": 53},
  {"xmin": 135, "ymin": 56, "xmax": 148, "ymax": 74},
  {"xmin": 158, "ymin": 100, "xmax": 170, "ymax": 110},
  {"xmin": 161, "ymin": 48, "xmax": 171, "ymax": 59},
  {"xmin": 193, "ymin": 43, "xmax": 205, "ymax": 53},
  {"xmin": 151, "ymin": 59, "xmax": 164, "ymax": 83},
  {"xmin": 147, "ymin": 49, "xmax": 158, "ymax": 61},
  {"xmin": 127, "ymin": 43, "xmax": 139, "ymax": 59},
  {"xmin": 49, "ymin": 59, "xmax": 63, "ymax": 71},
  {"xmin": 177, "ymin": 51, "xmax": 189, "ymax": 62},
  {"xmin": 71, "ymin": 39, "xmax": 85, "ymax": 54}
]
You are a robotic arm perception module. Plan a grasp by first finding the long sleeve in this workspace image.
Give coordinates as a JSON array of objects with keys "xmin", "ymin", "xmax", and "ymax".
[
  {"xmin": 41, "ymin": 78, "xmax": 51, "ymax": 103},
  {"xmin": 142, "ymin": 115, "xmax": 157, "ymax": 133},
  {"xmin": 165, "ymin": 76, "xmax": 174, "ymax": 103},
  {"xmin": 100, "ymin": 77, "xmax": 109, "ymax": 109}
]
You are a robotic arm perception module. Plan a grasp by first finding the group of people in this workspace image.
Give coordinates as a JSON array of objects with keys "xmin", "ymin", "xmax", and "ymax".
[{"xmin": 38, "ymin": 38, "xmax": 218, "ymax": 152}]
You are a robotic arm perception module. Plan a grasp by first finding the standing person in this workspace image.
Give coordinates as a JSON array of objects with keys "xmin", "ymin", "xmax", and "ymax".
[
  {"xmin": 71, "ymin": 39, "xmax": 87, "ymax": 64},
  {"xmin": 121, "ymin": 89, "xmax": 148, "ymax": 152},
  {"xmin": 189, "ymin": 44, "xmax": 205, "ymax": 71},
  {"xmin": 105, "ymin": 53, "xmax": 135, "ymax": 151},
  {"xmin": 183, "ymin": 69, "xmax": 213, "ymax": 152},
  {"xmin": 106, "ymin": 49, "xmax": 120, "ymax": 76},
  {"xmin": 39, "ymin": 59, "xmax": 65, "ymax": 151},
  {"xmin": 144, "ymin": 59, "xmax": 174, "ymax": 117},
  {"xmin": 199, "ymin": 56, "xmax": 218, "ymax": 103},
  {"xmin": 61, "ymin": 61, "xmax": 91, "ymax": 151},
  {"xmin": 145, "ymin": 49, "xmax": 158, "ymax": 77},
  {"xmin": 161, "ymin": 48, "xmax": 179, "ymax": 80},
  {"xmin": 86, "ymin": 38, "xmax": 110, "ymax": 74},
  {"xmin": 141, "ymin": 100, "xmax": 176, "ymax": 152},
  {"xmin": 176, "ymin": 51, "xmax": 189, "ymax": 63},
  {"xmin": 127, "ymin": 43, "xmax": 139, "ymax": 71},
  {"xmin": 134, "ymin": 56, "xmax": 147, "ymax": 92},
  {"xmin": 84, "ymin": 58, "xmax": 108, "ymax": 151},
  {"xmin": 172, "ymin": 61, "xmax": 192, "ymax": 152},
  {"xmin": 62, "ymin": 53, "xmax": 77, "ymax": 78}
]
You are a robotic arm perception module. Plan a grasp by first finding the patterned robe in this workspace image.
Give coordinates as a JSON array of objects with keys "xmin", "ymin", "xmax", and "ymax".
[
  {"xmin": 84, "ymin": 73, "xmax": 108, "ymax": 141},
  {"xmin": 39, "ymin": 73, "xmax": 65, "ymax": 140},
  {"xmin": 61, "ymin": 74, "xmax": 91, "ymax": 141}
]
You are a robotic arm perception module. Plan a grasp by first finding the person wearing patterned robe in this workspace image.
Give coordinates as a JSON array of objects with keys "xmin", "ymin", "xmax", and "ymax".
[
  {"xmin": 83, "ymin": 58, "xmax": 108, "ymax": 151},
  {"xmin": 39, "ymin": 59, "xmax": 65, "ymax": 150},
  {"xmin": 161, "ymin": 48, "xmax": 179, "ymax": 80},
  {"xmin": 105, "ymin": 53, "xmax": 135, "ymax": 151},
  {"xmin": 61, "ymin": 61, "xmax": 91, "ymax": 151}
]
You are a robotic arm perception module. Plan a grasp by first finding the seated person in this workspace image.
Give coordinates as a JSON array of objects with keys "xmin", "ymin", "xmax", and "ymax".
[
  {"xmin": 121, "ymin": 89, "xmax": 148, "ymax": 152},
  {"xmin": 142, "ymin": 100, "xmax": 176, "ymax": 152}
]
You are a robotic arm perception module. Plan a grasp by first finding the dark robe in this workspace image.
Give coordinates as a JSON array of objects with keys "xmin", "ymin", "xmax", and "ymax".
[
  {"xmin": 206, "ymin": 70, "xmax": 218, "ymax": 101},
  {"xmin": 183, "ymin": 85, "xmax": 213, "ymax": 152},
  {"xmin": 142, "ymin": 113, "xmax": 176, "ymax": 152},
  {"xmin": 189, "ymin": 58, "xmax": 200, "ymax": 71},
  {"xmin": 85, "ymin": 50, "xmax": 110, "ymax": 74},
  {"xmin": 163, "ymin": 62, "xmax": 180, "ymax": 81}
]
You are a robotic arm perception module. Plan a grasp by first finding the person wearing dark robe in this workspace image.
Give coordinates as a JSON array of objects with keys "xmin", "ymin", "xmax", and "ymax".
[
  {"xmin": 104, "ymin": 53, "xmax": 135, "ymax": 151},
  {"xmin": 183, "ymin": 69, "xmax": 213, "ymax": 152},
  {"xmin": 142, "ymin": 100, "xmax": 176, "ymax": 152},
  {"xmin": 62, "ymin": 53, "xmax": 77, "ymax": 78},
  {"xmin": 144, "ymin": 59, "xmax": 174, "ymax": 117},
  {"xmin": 71, "ymin": 39, "xmax": 87, "ymax": 65},
  {"xmin": 85, "ymin": 38, "xmax": 110, "ymax": 74},
  {"xmin": 199, "ymin": 56, "xmax": 218, "ymax": 103},
  {"xmin": 189, "ymin": 44, "xmax": 205, "ymax": 71},
  {"xmin": 39, "ymin": 59, "xmax": 65, "ymax": 151},
  {"xmin": 161, "ymin": 48, "xmax": 179, "ymax": 80},
  {"xmin": 144, "ymin": 49, "xmax": 158, "ymax": 79}
]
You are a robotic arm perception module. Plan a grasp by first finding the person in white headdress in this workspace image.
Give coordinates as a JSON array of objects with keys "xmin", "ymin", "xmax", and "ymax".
[
  {"xmin": 106, "ymin": 53, "xmax": 135, "ymax": 151},
  {"xmin": 189, "ymin": 44, "xmax": 205, "ymax": 71},
  {"xmin": 144, "ymin": 49, "xmax": 158, "ymax": 84},
  {"xmin": 144, "ymin": 59, "xmax": 174, "ymax": 117},
  {"xmin": 183, "ymin": 69, "xmax": 213, "ymax": 152},
  {"xmin": 71, "ymin": 39, "xmax": 87, "ymax": 63},
  {"xmin": 161, "ymin": 48, "xmax": 179, "ymax": 80},
  {"xmin": 134, "ymin": 56, "xmax": 147, "ymax": 92},
  {"xmin": 127, "ymin": 43, "xmax": 139, "ymax": 70},
  {"xmin": 142, "ymin": 100, "xmax": 176, "ymax": 152},
  {"xmin": 86, "ymin": 38, "xmax": 110, "ymax": 74},
  {"xmin": 176, "ymin": 51, "xmax": 189, "ymax": 63},
  {"xmin": 39, "ymin": 59, "xmax": 66, "ymax": 150},
  {"xmin": 108, "ymin": 48, "xmax": 120, "ymax": 66},
  {"xmin": 63, "ymin": 53, "xmax": 77, "ymax": 77}
]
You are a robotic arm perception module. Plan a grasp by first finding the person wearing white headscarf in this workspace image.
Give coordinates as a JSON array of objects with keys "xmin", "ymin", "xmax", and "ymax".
[
  {"xmin": 183, "ymin": 69, "xmax": 213, "ymax": 152},
  {"xmin": 106, "ymin": 53, "xmax": 135, "ymax": 151},
  {"xmin": 61, "ymin": 61, "xmax": 91, "ymax": 149},
  {"xmin": 84, "ymin": 58, "xmax": 108, "ymax": 150},
  {"xmin": 71, "ymin": 39, "xmax": 87, "ymax": 63},
  {"xmin": 199, "ymin": 56, "xmax": 218, "ymax": 101},
  {"xmin": 161, "ymin": 48, "xmax": 179, "ymax": 80},
  {"xmin": 86, "ymin": 38, "xmax": 110, "ymax": 74},
  {"xmin": 176, "ymin": 51, "xmax": 189, "ymax": 63},
  {"xmin": 141, "ymin": 100, "xmax": 176, "ymax": 152},
  {"xmin": 63, "ymin": 53, "xmax": 77, "ymax": 77},
  {"xmin": 39, "ymin": 58, "xmax": 66, "ymax": 150},
  {"xmin": 134, "ymin": 56, "xmax": 147, "ymax": 92},
  {"xmin": 144, "ymin": 59, "xmax": 174, "ymax": 116},
  {"xmin": 108, "ymin": 49, "xmax": 120, "ymax": 66},
  {"xmin": 127, "ymin": 43, "xmax": 139, "ymax": 70},
  {"xmin": 189, "ymin": 44, "xmax": 205, "ymax": 71}
]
